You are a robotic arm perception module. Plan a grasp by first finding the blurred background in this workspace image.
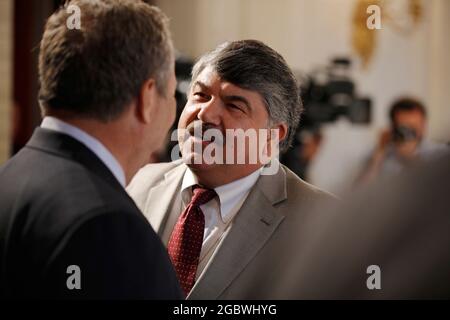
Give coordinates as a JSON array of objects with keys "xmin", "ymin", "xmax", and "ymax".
[{"xmin": 0, "ymin": 0, "xmax": 448, "ymax": 194}]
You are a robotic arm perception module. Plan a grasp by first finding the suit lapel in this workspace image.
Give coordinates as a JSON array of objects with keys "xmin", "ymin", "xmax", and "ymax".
[
  {"xmin": 188, "ymin": 164, "xmax": 287, "ymax": 299},
  {"xmin": 143, "ymin": 164, "xmax": 186, "ymax": 236}
]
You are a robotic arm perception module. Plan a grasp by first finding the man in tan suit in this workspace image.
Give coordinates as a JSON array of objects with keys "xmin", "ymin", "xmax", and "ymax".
[{"xmin": 127, "ymin": 40, "xmax": 335, "ymax": 299}]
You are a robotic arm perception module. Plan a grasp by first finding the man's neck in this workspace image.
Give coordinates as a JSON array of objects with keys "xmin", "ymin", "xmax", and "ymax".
[{"xmin": 46, "ymin": 113, "xmax": 138, "ymax": 185}]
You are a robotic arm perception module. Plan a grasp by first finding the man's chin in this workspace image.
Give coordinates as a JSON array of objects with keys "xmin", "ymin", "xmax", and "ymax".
[
  {"xmin": 182, "ymin": 154, "xmax": 221, "ymax": 171},
  {"xmin": 187, "ymin": 163, "xmax": 218, "ymax": 174}
]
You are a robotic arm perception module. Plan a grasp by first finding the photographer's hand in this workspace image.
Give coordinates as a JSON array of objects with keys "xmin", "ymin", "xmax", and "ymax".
[
  {"xmin": 356, "ymin": 129, "xmax": 391, "ymax": 185},
  {"xmin": 376, "ymin": 128, "xmax": 392, "ymax": 153}
]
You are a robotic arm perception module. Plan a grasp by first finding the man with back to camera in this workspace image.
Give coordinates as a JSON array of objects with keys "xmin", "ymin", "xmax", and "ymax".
[
  {"xmin": 127, "ymin": 40, "xmax": 336, "ymax": 299},
  {"xmin": 0, "ymin": 0, "xmax": 182, "ymax": 299},
  {"xmin": 358, "ymin": 97, "xmax": 448, "ymax": 184}
]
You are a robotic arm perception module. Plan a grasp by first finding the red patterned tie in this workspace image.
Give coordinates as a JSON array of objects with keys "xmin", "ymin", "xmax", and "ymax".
[{"xmin": 167, "ymin": 185, "xmax": 217, "ymax": 296}]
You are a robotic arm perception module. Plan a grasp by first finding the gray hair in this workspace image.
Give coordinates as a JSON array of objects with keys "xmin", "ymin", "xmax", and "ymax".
[{"xmin": 191, "ymin": 40, "xmax": 303, "ymax": 152}]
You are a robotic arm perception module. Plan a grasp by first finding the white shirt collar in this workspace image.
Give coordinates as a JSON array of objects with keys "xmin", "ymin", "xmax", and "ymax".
[
  {"xmin": 181, "ymin": 167, "xmax": 262, "ymax": 224},
  {"xmin": 41, "ymin": 116, "xmax": 126, "ymax": 188}
]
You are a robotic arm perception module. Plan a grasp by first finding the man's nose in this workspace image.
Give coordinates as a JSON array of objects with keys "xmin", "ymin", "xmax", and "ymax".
[{"xmin": 197, "ymin": 98, "xmax": 222, "ymax": 126}]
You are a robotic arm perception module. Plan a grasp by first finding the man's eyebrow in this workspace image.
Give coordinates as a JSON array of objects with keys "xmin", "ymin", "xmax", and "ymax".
[
  {"xmin": 222, "ymin": 95, "xmax": 251, "ymax": 111},
  {"xmin": 192, "ymin": 80, "xmax": 208, "ymax": 91},
  {"xmin": 191, "ymin": 81, "xmax": 251, "ymax": 111}
]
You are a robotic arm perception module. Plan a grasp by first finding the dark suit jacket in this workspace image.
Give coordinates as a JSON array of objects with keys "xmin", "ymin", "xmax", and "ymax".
[{"xmin": 0, "ymin": 128, "xmax": 182, "ymax": 299}]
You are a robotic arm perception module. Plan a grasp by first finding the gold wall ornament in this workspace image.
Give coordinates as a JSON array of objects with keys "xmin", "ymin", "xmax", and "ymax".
[
  {"xmin": 384, "ymin": 0, "xmax": 423, "ymax": 35},
  {"xmin": 352, "ymin": 0, "xmax": 380, "ymax": 69},
  {"xmin": 352, "ymin": 0, "xmax": 423, "ymax": 69},
  {"xmin": 410, "ymin": 0, "xmax": 423, "ymax": 24}
]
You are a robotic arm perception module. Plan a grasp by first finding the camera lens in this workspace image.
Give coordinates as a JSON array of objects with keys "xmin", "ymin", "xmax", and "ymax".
[{"xmin": 393, "ymin": 126, "xmax": 417, "ymax": 142}]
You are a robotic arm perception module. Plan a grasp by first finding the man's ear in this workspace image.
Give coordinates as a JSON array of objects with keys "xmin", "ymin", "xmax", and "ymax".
[
  {"xmin": 136, "ymin": 78, "xmax": 157, "ymax": 124},
  {"xmin": 263, "ymin": 122, "xmax": 288, "ymax": 159},
  {"xmin": 269, "ymin": 122, "xmax": 288, "ymax": 143}
]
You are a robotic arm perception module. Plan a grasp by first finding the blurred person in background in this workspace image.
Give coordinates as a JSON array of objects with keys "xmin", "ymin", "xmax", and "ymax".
[
  {"xmin": 273, "ymin": 151, "xmax": 450, "ymax": 299},
  {"xmin": 357, "ymin": 97, "xmax": 448, "ymax": 184},
  {"xmin": 282, "ymin": 128, "xmax": 323, "ymax": 181},
  {"xmin": 0, "ymin": 0, "xmax": 181, "ymax": 299}
]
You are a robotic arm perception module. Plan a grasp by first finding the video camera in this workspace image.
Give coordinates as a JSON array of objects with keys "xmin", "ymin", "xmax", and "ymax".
[
  {"xmin": 299, "ymin": 57, "xmax": 372, "ymax": 129},
  {"xmin": 281, "ymin": 57, "xmax": 372, "ymax": 178}
]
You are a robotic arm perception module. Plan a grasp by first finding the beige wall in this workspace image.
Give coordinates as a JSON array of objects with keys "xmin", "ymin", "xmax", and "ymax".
[
  {"xmin": 0, "ymin": 0, "xmax": 12, "ymax": 163},
  {"xmin": 157, "ymin": 0, "xmax": 450, "ymax": 192},
  {"xmin": 429, "ymin": 0, "xmax": 450, "ymax": 143},
  {"xmin": 1, "ymin": 0, "xmax": 446, "ymax": 183}
]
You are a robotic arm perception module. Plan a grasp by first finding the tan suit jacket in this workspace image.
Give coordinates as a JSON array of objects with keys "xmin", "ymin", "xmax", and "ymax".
[{"xmin": 127, "ymin": 159, "xmax": 335, "ymax": 299}]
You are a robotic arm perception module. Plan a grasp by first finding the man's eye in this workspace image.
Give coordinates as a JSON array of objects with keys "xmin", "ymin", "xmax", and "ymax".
[
  {"xmin": 193, "ymin": 92, "xmax": 207, "ymax": 98},
  {"xmin": 228, "ymin": 104, "xmax": 244, "ymax": 113}
]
